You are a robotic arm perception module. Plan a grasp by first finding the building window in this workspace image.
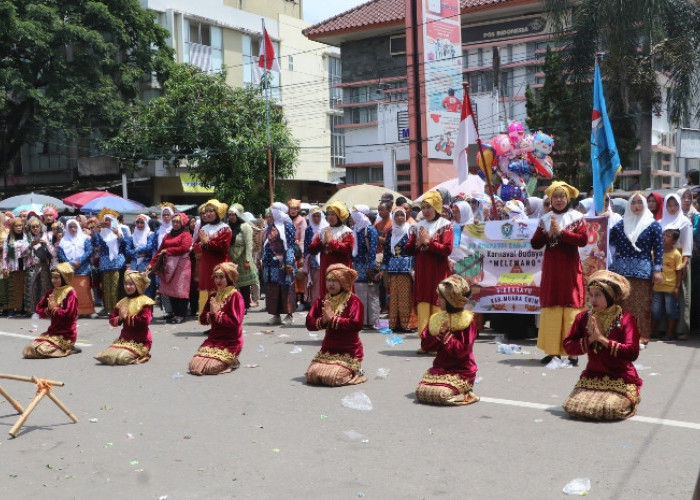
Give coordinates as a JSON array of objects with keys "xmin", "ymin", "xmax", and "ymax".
[
  {"xmin": 346, "ymin": 166, "xmax": 383, "ymax": 184},
  {"xmin": 468, "ymin": 71, "xmax": 493, "ymax": 93},
  {"xmin": 462, "ymin": 49, "xmax": 469, "ymax": 69},
  {"xmin": 348, "ymin": 86, "xmax": 378, "ymax": 104},
  {"xmin": 390, "ymin": 35, "xmax": 406, "ymax": 55},
  {"xmin": 184, "ymin": 20, "xmax": 223, "ymax": 73},
  {"xmin": 500, "ymin": 70, "xmax": 512, "ymax": 96},
  {"xmin": 330, "ymin": 115, "xmax": 345, "ymax": 167},
  {"xmin": 288, "ymin": 55, "xmax": 294, "ymax": 71},
  {"xmin": 477, "ymin": 48, "xmax": 483, "ymax": 67},
  {"xmin": 348, "ymin": 106, "xmax": 378, "ymax": 124},
  {"xmin": 328, "ymin": 56, "xmax": 342, "ymax": 106}
]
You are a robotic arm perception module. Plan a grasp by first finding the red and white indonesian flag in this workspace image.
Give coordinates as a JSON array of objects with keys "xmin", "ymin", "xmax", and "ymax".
[
  {"xmin": 253, "ymin": 28, "xmax": 279, "ymax": 84},
  {"xmin": 453, "ymin": 94, "xmax": 478, "ymax": 184}
]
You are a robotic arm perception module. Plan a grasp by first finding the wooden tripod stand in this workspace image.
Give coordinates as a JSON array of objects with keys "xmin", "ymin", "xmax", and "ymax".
[{"xmin": 0, "ymin": 374, "xmax": 78, "ymax": 438}]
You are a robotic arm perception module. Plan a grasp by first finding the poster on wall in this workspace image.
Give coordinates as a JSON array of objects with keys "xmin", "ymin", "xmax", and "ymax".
[
  {"xmin": 422, "ymin": 0, "xmax": 463, "ymax": 160},
  {"xmin": 453, "ymin": 217, "xmax": 608, "ymax": 314}
]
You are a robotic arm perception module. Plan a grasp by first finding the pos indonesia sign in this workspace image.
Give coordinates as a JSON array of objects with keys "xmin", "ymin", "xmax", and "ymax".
[
  {"xmin": 422, "ymin": 0, "xmax": 463, "ymax": 160},
  {"xmin": 453, "ymin": 217, "xmax": 608, "ymax": 314}
]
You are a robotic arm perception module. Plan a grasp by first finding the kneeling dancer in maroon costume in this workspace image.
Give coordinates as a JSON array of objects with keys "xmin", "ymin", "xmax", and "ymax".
[
  {"xmin": 305, "ymin": 263, "xmax": 366, "ymax": 386},
  {"xmin": 563, "ymin": 270, "xmax": 642, "ymax": 420},
  {"xmin": 189, "ymin": 263, "xmax": 245, "ymax": 375},
  {"xmin": 415, "ymin": 274, "xmax": 479, "ymax": 406}
]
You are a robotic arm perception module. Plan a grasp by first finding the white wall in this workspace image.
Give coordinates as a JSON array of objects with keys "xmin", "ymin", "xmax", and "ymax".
[{"xmin": 279, "ymin": 14, "xmax": 338, "ymax": 182}]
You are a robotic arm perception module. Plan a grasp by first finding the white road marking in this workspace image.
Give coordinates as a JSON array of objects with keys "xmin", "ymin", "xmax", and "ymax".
[
  {"xmin": 480, "ymin": 396, "xmax": 700, "ymax": 430},
  {"xmin": 0, "ymin": 331, "xmax": 92, "ymax": 347}
]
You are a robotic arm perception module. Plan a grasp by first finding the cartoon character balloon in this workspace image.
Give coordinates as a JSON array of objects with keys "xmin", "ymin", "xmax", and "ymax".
[
  {"xmin": 508, "ymin": 121, "xmax": 524, "ymax": 145},
  {"xmin": 491, "ymin": 134, "xmax": 513, "ymax": 158},
  {"xmin": 529, "ymin": 131, "xmax": 555, "ymax": 178}
]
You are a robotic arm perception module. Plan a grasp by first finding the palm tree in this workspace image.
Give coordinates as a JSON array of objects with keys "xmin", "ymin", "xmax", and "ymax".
[{"xmin": 544, "ymin": 0, "xmax": 700, "ymax": 188}]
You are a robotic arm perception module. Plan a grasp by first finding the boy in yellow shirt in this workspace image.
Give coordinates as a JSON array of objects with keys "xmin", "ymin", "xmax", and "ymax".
[{"xmin": 652, "ymin": 229, "xmax": 683, "ymax": 340}]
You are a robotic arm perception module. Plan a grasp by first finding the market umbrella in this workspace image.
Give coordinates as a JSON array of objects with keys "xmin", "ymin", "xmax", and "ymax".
[
  {"xmin": 0, "ymin": 192, "xmax": 69, "ymax": 211},
  {"xmin": 81, "ymin": 196, "xmax": 146, "ymax": 214},
  {"xmin": 11, "ymin": 203, "xmax": 44, "ymax": 216},
  {"xmin": 414, "ymin": 175, "xmax": 486, "ymax": 203},
  {"xmin": 63, "ymin": 191, "xmax": 119, "ymax": 209},
  {"xmin": 322, "ymin": 184, "xmax": 408, "ymax": 211}
]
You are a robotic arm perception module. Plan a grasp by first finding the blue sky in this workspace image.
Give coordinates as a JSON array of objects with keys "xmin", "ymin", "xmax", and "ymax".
[{"xmin": 303, "ymin": 0, "xmax": 369, "ymax": 24}]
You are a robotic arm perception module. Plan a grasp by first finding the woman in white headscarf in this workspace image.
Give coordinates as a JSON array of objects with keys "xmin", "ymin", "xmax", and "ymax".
[
  {"xmin": 450, "ymin": 200, "xmax": 474, "ymax": 250},
  {"xmin": 262, "ymin": 204, "xmax": 296, "ymax": 325},
  {"xmin": 303, "ymin": 208, "xmax": 328, "ymax": 305},
  {"xmin": 608, "ymin": 192, "xmax": 663, "ymax": 343},
  {"xmin": 504, "ymin": 200, "xmax": 528, "ymax": 221},
  {"xmin": 154, "ymin": 204, "xmax": 175, "ymax": 316},
  {"xmin": 130, "ymin": 214, "xmax": 157, "ymax": 298},
  {"xmin": 526, "ymin": 197, "xmax": 544, "ymax": 219},
  {"xmin": 350, "ymin": 205, "xmax": 379, "ymax": 329},
  {"xmin": 377, "ymin": 206, "xmax": 416, "ymax": 332},
  {"xmin": 59, "ymin": 218, "xmax": 95, "ymax": 317},
  {"xmin": 94, "ymin": 209, "xmax": 130, "ymax": 315},
  {"xmin": 660, "ymin": 193, "xmax": 693, "ymax": 339}
]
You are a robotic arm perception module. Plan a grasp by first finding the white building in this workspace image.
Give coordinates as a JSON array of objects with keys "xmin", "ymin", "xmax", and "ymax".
[{"xmin": 139, "ymin": 0, "xmax": 342, "ymax": 204}]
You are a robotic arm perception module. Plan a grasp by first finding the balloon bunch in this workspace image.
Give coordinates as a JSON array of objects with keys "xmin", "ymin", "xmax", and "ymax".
[{"xmin": 476, "ymin": 122, "xmax": 555, "ymax": 202}]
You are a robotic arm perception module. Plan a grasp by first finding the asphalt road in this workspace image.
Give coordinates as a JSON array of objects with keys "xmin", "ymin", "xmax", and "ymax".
[{"xmin": 0, "ymin": 306, "xmax": 698, "ymax": 499}]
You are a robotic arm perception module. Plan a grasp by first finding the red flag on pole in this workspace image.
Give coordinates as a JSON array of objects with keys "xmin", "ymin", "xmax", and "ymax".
[
  {"xmin": 258, "ymin": 28, "xmax": 280, "ymax": 72},
  {"xmin": 453, "ymin": 90, "xmax": 478, "ymax": 184},
  {"xmin": 253, "ymin": 28, "xmax": 279, "ymax": 84}
]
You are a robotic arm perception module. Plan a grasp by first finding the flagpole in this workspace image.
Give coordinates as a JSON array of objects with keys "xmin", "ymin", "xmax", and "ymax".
[
  {"xmin": 262, "ymin": 19, "xmax": 273, "ymax": 206},
  {"xmin": 462, "ymin": 82, "xmax": 498, "ymax": 219}
]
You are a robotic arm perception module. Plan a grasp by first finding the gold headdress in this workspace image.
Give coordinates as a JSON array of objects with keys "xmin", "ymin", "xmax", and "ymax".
[
  {"xmin": 544, "ymin": 181, "xmax": 579, "ymax": 203},
  {"xmin": 213, "ymin": 262, "xmax": 239, "ymax": 285},
  {"xmin": 437, "ymin": 274, "xmax": 471, "ymax": 309},
  {"xmin": 97, "ymin": 207, "xmax": 120, "ymax": 222},
  {"xmin": 587, "ymin": 270, "xmax": 630, "ymax": 303},
  {"xmin": 421, "ymin": 191, "xmax": 443, "ymax": 213},
  {"xmin": 124, "ymin": 270, "xmax": 151, "ymax": 295},
  {"xmin": 51, "ymin": 262, "xmax": 74, "ymax": 285},
  {"xmin": 326, "ymin": 263, "xmax": 358, "ymax": 291},
  {"xmin": 325, "ymin": 200, "xmax": 349, "ymax": 223},
  {"xmin": 202, "ymin": 199, "xmax": 228, "ymax": 220}
]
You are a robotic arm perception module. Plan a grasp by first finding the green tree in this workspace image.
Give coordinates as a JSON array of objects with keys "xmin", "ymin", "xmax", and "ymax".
[
  {"xmin": 525, "ymin": 46, "xmax": 590, "ymax": 188},
  {"xmin": 544, "ymin": 0, "xmax": 700, "ymax": 188},
  {"xmin": 0, "ymin": 0, "xmax": 173, "ymax": 173},
  {"xmin": 108, "ymin": 65, "xmax": 298, "ymax": 215}
]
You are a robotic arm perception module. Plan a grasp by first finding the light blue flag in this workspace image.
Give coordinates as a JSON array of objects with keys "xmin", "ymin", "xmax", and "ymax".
[{"xmin": 591, "ymin": 59, "xmax": 621, "ymax": 213}]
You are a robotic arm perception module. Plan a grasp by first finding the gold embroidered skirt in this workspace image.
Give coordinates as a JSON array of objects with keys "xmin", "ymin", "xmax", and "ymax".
[
  {"xmin": 305, "ymin": 351, "xmax": 366, "ymax": 387},
  {"xmin": 23, "ymin": 334, "xmax": 74, "ymax": 359},
  {"xmin": 415, "ymin": 372, "xmax": 479, "ymax": 406},
  {"xmin": 94, "ymin": 338, "xmax": 151, "ymax": 365},
  {"xmin": 563, "ymin": 376, "xmax": 640, "ymax": 421},
  {"xmin": 188, "ymin": 346, "xmax": 239, "ymax": 375}
]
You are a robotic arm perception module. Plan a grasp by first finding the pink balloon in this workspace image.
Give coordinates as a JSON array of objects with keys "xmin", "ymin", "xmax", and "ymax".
[
  {"xmin": 508, "ymin": 121, "xmax": 524, "ymax": 144},
  {"xmin": 491, "ymin": 134, "xmax": 512, "ymax": 157}
]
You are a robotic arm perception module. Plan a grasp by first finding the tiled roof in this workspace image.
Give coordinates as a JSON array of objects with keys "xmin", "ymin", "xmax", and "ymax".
[
  {"xmin": 303, "ymin": 0, "xmax": 404, "ymax": 38},
  {"xmin": 303, "ymin": 0, "xmax": 517, "ymax": 38}
]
